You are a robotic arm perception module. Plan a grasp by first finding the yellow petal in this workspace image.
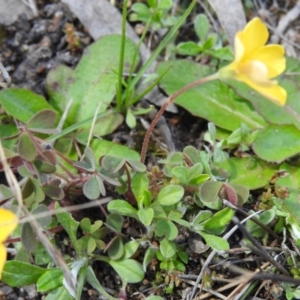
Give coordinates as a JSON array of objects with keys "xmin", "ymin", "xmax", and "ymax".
[
  {"xmin": 0, "ymin": 208, "xmax": 18, "ymax": 243},
  {"xmin": 238, "ymin": 74, "xmax": 287, "ymax": 105},
  {"xmin": 238, "ymin": 60, "xmax": 269, "ymax": 84},
  {"xmin": 0, "ymin": 243, "xmax": 7, "ymax": 279},
  {"xmin": 248, "ymin": 45, "xmax": 286, "ymax": 78},
  {"xmin": 237, "ymin": 17, "xmax": 269, "ymax": 60}
]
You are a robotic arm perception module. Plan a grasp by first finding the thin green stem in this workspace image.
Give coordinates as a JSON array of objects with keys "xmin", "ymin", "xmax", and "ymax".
[
  {"xmin": 124, "ymin": 17, "xmax": 152, "ymax": 107},
  {"xmin": 127, "ymin": 0, "xmax": 197, "ymax": 93},
  {"xmin": 116, "ymin": 0, "xmax": 129, "ymax": 111},
  {"xmin": 140, "ymin": 73, "xmax": 219, "ymax": 163}
]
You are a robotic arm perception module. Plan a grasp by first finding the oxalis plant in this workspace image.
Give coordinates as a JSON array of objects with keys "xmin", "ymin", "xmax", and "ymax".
[{"xmin": 2, "ymin": 0, "xmax": 300, "ymax": 299}]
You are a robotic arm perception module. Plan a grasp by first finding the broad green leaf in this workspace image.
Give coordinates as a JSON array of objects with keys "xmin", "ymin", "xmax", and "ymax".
[
  {"xmin": 156, "ymin": 185, "xmax": 184, "ymax": 206},
  {"xmin": 106, "ymin": 213, "xmax": 123, "ymax": 232},
  {"xmin": 123, "ymin": 240, "xmax": 139, "ymax": 259},
  {"xmin": 253, "ymin": 124, "xmax": 300, "ymax": 163},
  {"xmin": 200, "ymin": 232, "xmax": 229, "ymax": 251},
  {"xmin": 44, "ymin": 286, "xmax": 73, "ymax": 300},
  {"xmin": 203, "ymin": 207, "xmax": 234, "ymax": 230},
  {"xmin": 83, "ymin": 175, "xmax": 105, "ymax": 200},
  {"xmin": 224, "ymin": 70, "xmax": 300, "ymax": 130},
  {"xmin": 21, "ymin": 223, "xmax": 37, "ymax": 252},
  {"xmin": 155, "ymin": 219, "xmax": 178, "ymax": 240},
  {"xmin": 108, "ymin": 258, "xmax": 144, "ymax": 283},
  {"xmin": 126, "ymin": 107, "xmax": 136, "ymax": 128},
  {"xmin": 177, "ymin": 41, "xmax": 202, "ymax": 56},
  {"xmin": 131, "ymin": 172, "xmax": 149, "ymax": 206},
  {"xmin": 157, "ymin": 60, "xmax": 267, "ymax": 131},
  {"xmin": 108, "ymin": 236, "xmax": 124, "ymax": 260},
  {"xmin": 76, "ymin": 112, "xmax": 124, "ymax": 144},
  {"xmin": 138, "ymin": 208, "xmax": 154, "ymax": 226},
  {"xmin": 2, "ymin": 261, "xmax": 46, "ymax": 287},
  {"xmin": 46, "ymin": 35, "xmax": 139, "ymax": 125},
  {"xmin": 37, "ymin": 268, "xmax": 63, "ymax": 292},
  {"xmin": 172, "ymin": 166, "xmax": 188, "ymax": 184},
  {"xmin": 0, "ymin": 88, "xmax": 54, "ymax": 123},
  {"xmin": 55, "ymin": 202, "xmax": 79, "ymax": 250},
  {"xmin": 183, "ymin": 146, "xmax": 200, "ymax": 164},
  {"xmin": 32, "ymin": 205, "xmax": 52, "ymax": 227},
  {"xmin": 107, "ymin": 200, "xmax": 138, "ymax": 219},
  {"xmin": 216, "ymin": 158, "xmax": 277, "ymax": 189},
  {"xmin": 91, "ymin": 139, "xmax": 140, "ymax": 161},
  {"xmin": 27, "ymin": 109, "xmax": 57, "ymax": 131},
  {"xmin": 194, "ymin": 14, "xmax": 210, "ymax": 41},
  {"xmin": 160, "ymin": 238, "xmax": 176, "ymax": 259},
  {"xmin": 276, "ymin": 163, "xmax": 300, "ymax": 190},
  {"xmin": 18, "ymin": 132, "xmax": 37, "ymax": 161},
  {"xmin": 199, "ymin": 181, "xmax": 222, "ymax": 203},
  {"xmin": 143, "ymin": 247, "xmax": 156, "ymax": 272},
  {"xmin": 193, "ymin": 210, "xmax": 212, "ymax": 225}
]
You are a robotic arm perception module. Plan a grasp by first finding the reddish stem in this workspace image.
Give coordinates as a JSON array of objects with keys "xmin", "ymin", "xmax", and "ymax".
[{"xmin": 140, "ymin": 73, "xmax": 219, "ymax": 163}]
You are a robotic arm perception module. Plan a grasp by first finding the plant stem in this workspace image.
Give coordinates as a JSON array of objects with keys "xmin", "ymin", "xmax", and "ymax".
[
  {"xmin": 116, "ymin": 0, "xmax": 128, "ymax": 111},
  {"xmin": 140, "ymin": 73, "xmax": 219, "ymax": 163}
]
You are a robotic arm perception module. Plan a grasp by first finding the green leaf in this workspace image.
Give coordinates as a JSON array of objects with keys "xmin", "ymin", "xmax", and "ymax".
[
  {"xmin": 155, "ymin": 219, "xmax": 178, "ymax": 240},
  {"xmin": 37, "ymin": 268, "xmax": 63, "ymax": 292},
  {"xmin": 18, "ymin": 132, "xmax": 37, "ymax": 161},
  {"xmin": 21, "ymin": 222, "xmax": 37, "ymax": 252},
  {"xmin": 83, "ymin": 175, "xmax": 105, "ymax": 200},
  {"xmin": 27, "ymin": 109, "xmax": 57, "ymax": 131},
  {"xmin": 156, "ymin": 185, "xmax": 184, "ymax": 206},
  {"xmin": 2, "ymin": 261, "xmax": 46, "ymax": 287},
  {"xmin": 172, "ymin": 166, "xmax": 188, "ymax": 184},
  {"xmin": 108, "ymin": 236, "xmax": 124, "ymax": 260},
  {"xmin": 106, "ymin": 213, "xmax": 123, "ymax": 232},
  {"xmin": 177, "ymin": 41, "xmax": 202, "ymax": 56},
  {"xmin": 47, "ymin": 35, "xmax": 139, "ymax": 125},
  {"xmin": 44, "ymin": 286, "xmax": 74, "ymax": 300},
  {"xmin": 143, "ymin": 247, "xmax": 156, "ymax": 272},
  {"xmin": 107, "ymin": 200, "xmax": 138, "ymax": 219},
  {"xmin": 224, "ymin": 73, "xmax": 300, "ymax": 130},
  {"xmin": 85, "ymin": 266, "xmax": 116, "ymax": 300},
  {"xmin": 131, "ymin": 172, "xmax": 149, "ymax": 206},
  {"xmin": 203, "ymin": 207, "xmax": 234, "ymax": 229},
  {"xmin": 0, "ymin": 88, "xmax": 54, "ymax": 123},
  {"xmin": 123, "ymin": 240, "xmax": 139, "ymax": 259},
  {"xmin": 192, "ymin": 210, "xmax": 212, "ymax": 226},
  {"xmin": 199, "ymin": 181, "xmax": 222, "ymax": 203},
  {"xmin": 108, "ymin": 259, "xmax": 144, "ymax": 283},
  {"xmin": 76, "ymin": 112, "xmax": 124, "ymax": 144},
  {"xmin": 91, "ymin": 139, "xmax": 140, "ymax": 161},
  {"xmin": 200, "ymin": 232, "xmax": 229, "ymax": 251},
  {"xmin": 138, "ymin": 208, "xmax": 154, "ymax": 226},
  {"xmin": 126, "ymin": 107, "xmax": 136, "ymax": 128},
  {"xmin": 32, "ymin": 205, "xmax": 52, "ymax": 227},
  {"xmin": 253, "ymin": 124, "xmax": 300, "ymax": 163},
  {"xmin": 160, "ymin": 238, "xmax": 176, "ymax": 259},
  {"xmin": 194, "ymin": 14, "xmax": 210, "ymax": 41},
  {"xmin": 216, "ymin": 157, "xmax": 277, "ymax": 189},
  {"xmin": 55, "ymin": 202, "xmax": 79, "ymax": 249},
  {"xmin": 157, "ymin": 60, "xmax": 267, "ymax": 131}
]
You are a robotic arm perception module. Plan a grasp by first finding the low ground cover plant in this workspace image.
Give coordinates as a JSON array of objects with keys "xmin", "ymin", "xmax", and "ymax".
[{"xmin": 1, "ymin": 1, "xmax": 300, "ymax": 299}]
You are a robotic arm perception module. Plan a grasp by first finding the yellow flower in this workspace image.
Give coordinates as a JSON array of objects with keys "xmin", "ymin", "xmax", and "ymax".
[
  {"xmin": 0, "ymin": 208, "xmax": 18, "ymax": 279},
  {"xmin": 219, "ymin": 17, "xmax": 287, "ymax": 105}
]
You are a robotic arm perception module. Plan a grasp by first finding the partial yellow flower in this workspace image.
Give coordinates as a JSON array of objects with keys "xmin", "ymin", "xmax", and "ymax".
[
  {"xmin": 219, "ymin": 17, "xmax": 287, "ymax": 105},
  {"xmin": 0, "ymin": 208, "xmax": 18, "ymax": 279}
]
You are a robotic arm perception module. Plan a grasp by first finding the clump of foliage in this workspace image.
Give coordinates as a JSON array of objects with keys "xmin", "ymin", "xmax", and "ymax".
[{"xmin": 1, "ymin": 1, "xmax": 300, "ymax": 299}]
